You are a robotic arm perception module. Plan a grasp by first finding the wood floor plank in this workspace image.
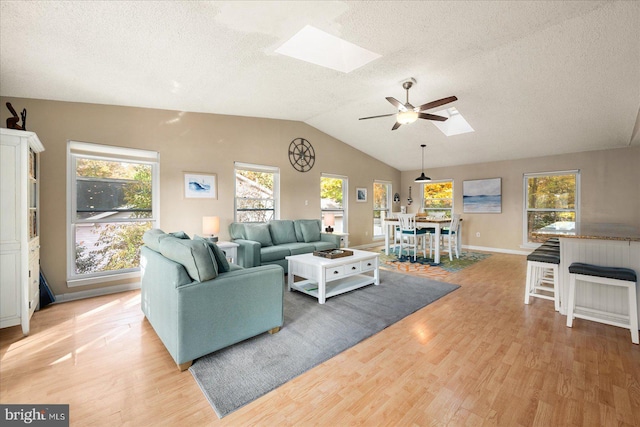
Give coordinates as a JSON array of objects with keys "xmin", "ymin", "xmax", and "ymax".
[{"xmin": 2, "ymin": 251, "xmax": 639, "ymax": 426}]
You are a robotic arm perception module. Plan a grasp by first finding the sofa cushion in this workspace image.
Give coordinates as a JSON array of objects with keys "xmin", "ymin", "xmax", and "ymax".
[
  {"xmin": 228, "ymin": 222, "xmax": 247, "ymax": 240},
  {"xmin": 143, "ymin": 229, "xmax": 169, "ymax": 252},
  {"xmin": 313, "ymin": 241, "xmax": 336, "ymax": 251},
  {"xmin": 169, "ymin": 231, "xmax": 190, "ymax": 239},
  {"xmin": 261, "ymin": 245, "xmax": 291, "ymax": 262},
  {"xmin": 194, "ymin": 235, "xmax": 231, "ymax": 273},
  {"xmin": 278, "ymin": 242, "xmax": 316, "ymax": 255},
  {"xmin": 300, "ymin": 221, "xmax": 321, "ymax": 243},
  {"xmin": 245, "ymin": 223, "xmax": 273, "ymax": 247},
  {"xmin": 159, "ymin": 236, "xmax": 218, "ymax": 282},
  {"xmin": 268, "ymin": 220, "xmax": 298, "ymax": 245},
  {"xmin": 294, "ymin": 219, "xmax": 320, "ymax": 242}
]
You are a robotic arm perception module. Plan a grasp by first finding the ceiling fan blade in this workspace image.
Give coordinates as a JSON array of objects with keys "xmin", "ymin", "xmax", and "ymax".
[
  {"xmin": 391, "ymin": 122, "xmax": 402, "ymax": 131},
  {"xmin": 386, "ymin": 97, "xmax": 406, "ymax": 111},
  {"xmin": 359, "ymin": 113, "xmax": 397, "ymax": 120},
  {"xmin": 418, "ymin": 112, "xmax": 448, "ymax": 122},
  {"xmin": 404, "ymin": 102, "xmax": 415, "ymax": 110},
  {"xmin": 418, "ymin": 96, "xmax": 458, "ymax": 112}
]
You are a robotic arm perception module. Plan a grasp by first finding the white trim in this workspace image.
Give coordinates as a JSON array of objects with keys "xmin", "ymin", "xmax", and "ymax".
[
  {"xmin": 69, "ymin": 140, "xmax": 159, "ymax": 162},
  {"xmin": 67, "ymin": 271, "xmax": 141, "ymax": 287},
  {"xmin": 54, "ymin": 281, "xmax": 141, "ymax": 303}
]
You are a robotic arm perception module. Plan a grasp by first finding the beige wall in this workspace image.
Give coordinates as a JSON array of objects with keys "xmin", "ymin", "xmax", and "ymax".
[
  {"xmin": 1, "ymin": 97, "xmax": 400, "ymax": 296},
  {"xmin": 400, "ymin": 145, "xmax": 640, "ymax": 252}
]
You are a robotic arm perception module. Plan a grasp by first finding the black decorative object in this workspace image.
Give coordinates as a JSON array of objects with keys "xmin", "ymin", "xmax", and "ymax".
[
  {"xmin": 6, "ymin": 102, "xmax": 27, "ymax": 131},
  {"xmin": 407, "ymin": 186, "xmax": 413, "ymax": 205},
  {"xmin": 393, "ymin": 192, "xmax": 400, "ymax": 203},
  {"xmin": 288, "ymin": 138, "xmax": 315, "ymax": 172}
]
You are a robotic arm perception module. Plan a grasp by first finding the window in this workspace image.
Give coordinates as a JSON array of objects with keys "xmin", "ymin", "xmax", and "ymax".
[
  {"xmin": 321, "ymin": 174, "xmax": 347, "ymax": 233},
  {"xmin": 68, "ymin": 141, "xmax": 159, "ymax": 286},
  {"xmin": 422, "ymin": 180, "xmax": 453, "ymax": 217},
  {"xmin": 235, "ymin": 162, "xmax": 280, "ymax": 222},
  {"xmin": 524, "ymin": 170, "xmax": 579, "ymax": 244},
  {"xmin": 373, "ymin": 181, "xmax": 392, "ymax": 237}
]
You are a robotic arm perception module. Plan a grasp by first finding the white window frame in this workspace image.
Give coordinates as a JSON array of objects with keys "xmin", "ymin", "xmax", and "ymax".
[
  {"xmin": 523, "ymin": 169, "xmax": 580, "ymax": 247},
  {"xmin": 67, "ymin": 141, "xmax": 160, "ymax": 287},
  {"xmin": 373, "ymin": 180, "xmax": 392, "ymax": 239},
  {"xmin": 234, "ymin": 162, "xmax": 280, "ymax": 222},
  {"xmin": 321, "ymin": 173, "xmax": 348, "ymax": 233},
  {"xmin": 421, "ymin": 179, "xmax": 454, "ymax": 216}
]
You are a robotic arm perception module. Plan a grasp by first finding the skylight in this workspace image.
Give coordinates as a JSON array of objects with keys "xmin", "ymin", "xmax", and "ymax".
[
  {"xmin": 275, "ymin": 25, "xmax": 381, "ymax": 73},
  {"xmin": 431, "ymin": 107, "xmax": 474, "ymax": 136}
]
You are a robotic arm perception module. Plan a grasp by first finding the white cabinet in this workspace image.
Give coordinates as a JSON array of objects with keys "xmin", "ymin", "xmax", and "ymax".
[{"xmin": 1, "ymin": 128, "xmax": 44, "ymax": 335}]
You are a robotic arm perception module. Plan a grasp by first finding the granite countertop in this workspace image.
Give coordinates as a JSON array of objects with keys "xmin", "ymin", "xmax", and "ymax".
[{"xmin": 533, "ymin": 222, "xmax": 640, "ymax": 241}]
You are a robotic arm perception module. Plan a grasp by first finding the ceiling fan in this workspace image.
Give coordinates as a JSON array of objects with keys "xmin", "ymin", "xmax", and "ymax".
[{"xmin": 359, "ymin": 78, "xmax": 457, "ymax": 130}]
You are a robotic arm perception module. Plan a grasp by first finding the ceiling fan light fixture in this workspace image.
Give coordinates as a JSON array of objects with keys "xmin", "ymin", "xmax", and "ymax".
[
  {"xmin": 397, "ymin": 110, "xmax": 419, "ymax": 125},
  {"xmin": 414, "ymin": 144, "xmax": 431, "ymax": 182}
]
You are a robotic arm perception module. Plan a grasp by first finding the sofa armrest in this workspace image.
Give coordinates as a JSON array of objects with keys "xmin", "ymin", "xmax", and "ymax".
[
  {"xmin": 232, "ymin": 239, "xmax": 261, "ymax": 268},
  {"xmin": 176, "ymin": 265, "xmax": 285, "ymax": 364},
  {"xmin": 321, "ymin": 233, "xmax": 341, "ymax": 248}
]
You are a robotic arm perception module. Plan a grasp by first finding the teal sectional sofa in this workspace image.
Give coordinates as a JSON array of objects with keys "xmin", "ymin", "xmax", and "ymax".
[
  {"xmin": 140, "ymin": 229, "xmax": 284, "ymax": 371},
  {"xmin": 229, "ymin": 219, "xmax": 341, "ymax": 273}
]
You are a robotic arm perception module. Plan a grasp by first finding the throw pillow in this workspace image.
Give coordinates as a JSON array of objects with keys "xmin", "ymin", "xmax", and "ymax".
[
  {"xmin": 268, "ymin": 220, "xmax": 297, "ymax": 245},
  {"xmin": 143, "ymin": 229, "xmax": 168, "ymax": 252},
  {"xmin": 300, "ymin": 221, "xmax": 321, "ymax": 243},
  {"xmin": 244, "ymin": 223, "xmax": 273, "ymax": 247},
  {"xmin": 159, "ymin": 236, "xmax": 218, "ymax": 282},
  {"xmin": 169, "ymin": 231, "xmax": 190, "ymax": 239},
  {"xmin": 194, "ymin": 235, "xmax": 231, "ymax": 273}
]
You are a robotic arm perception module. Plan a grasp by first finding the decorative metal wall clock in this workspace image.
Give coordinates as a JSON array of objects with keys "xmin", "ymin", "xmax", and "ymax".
[{"xmin": 288, "ymin": 138, "xmax": 315, "ymax": 172}]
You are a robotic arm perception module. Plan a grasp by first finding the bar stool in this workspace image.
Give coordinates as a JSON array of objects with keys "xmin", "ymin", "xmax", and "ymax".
[
  {"xmin": 566, "ymin": 262, "xmax": 638, "ymax": 344},
  {"xmin": 524, "ymin": 251, "xmax": 560, "ymax": 311}
]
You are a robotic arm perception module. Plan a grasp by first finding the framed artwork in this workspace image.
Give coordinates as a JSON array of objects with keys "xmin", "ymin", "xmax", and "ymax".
[
  {"xmin": 356, "ymin": 187, "xmax": 367, "ymax": 202},
  {"xmin": 463, "ymin": 178, "xmax": 501, "ymax": 213},
  {"xmin": 184, "ymin": 172, "xmax": 217, "ymax": 199}
]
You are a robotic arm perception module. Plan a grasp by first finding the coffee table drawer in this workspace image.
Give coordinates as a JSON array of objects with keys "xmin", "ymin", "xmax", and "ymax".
[
  {"xmin": 361, "ymin": 258, "xmax": 376, "ymax": 272},
  {"xmin": 344, "ymin": 261, "xmax": 361, "ymax": 274},
  {"xmin": 325, "ymin": 265, "xmax": 345, "ymax": 278}
]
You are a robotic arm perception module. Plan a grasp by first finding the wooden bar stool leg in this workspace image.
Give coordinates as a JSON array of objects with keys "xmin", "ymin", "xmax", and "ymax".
[{"xmin": 566, "ymin": 273, "xmax": 577, "ymax": 328}]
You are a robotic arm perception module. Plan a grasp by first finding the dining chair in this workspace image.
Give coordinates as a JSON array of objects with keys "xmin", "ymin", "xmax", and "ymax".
[
  {"xmin": 397, "ymin": 213, "xmax": 428, "ymax": 261},
  {"xmin": 431, "ymin": 214, "xmax": 461, "ymax": 261}
]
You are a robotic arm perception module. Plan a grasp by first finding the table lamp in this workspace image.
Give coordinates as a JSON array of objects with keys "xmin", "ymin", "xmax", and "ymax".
[
  {"xmin": 324, "ymin": 213, "xmax": 335, "ymax": 233},
  {"xmin": 203, "ymin": 216, "xmax": 220, "ymax": 242}
]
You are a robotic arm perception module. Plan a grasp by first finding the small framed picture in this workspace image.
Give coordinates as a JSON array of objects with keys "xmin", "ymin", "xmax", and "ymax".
[
  {"xmin": 356, "ymin": 187, "xmax": 367, "ymax": 202},
  {"xmin": 184, "ymin": 172, "xmax": 217, "ymax": 199}
]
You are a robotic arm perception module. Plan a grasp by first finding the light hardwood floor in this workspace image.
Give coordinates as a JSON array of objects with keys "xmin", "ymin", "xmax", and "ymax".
[{"xmin": 2, "ymin": 252, "xmax": 639, "ymax": 426}]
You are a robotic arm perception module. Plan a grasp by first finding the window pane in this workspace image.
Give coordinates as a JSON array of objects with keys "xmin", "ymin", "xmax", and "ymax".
[
  {"xmin": 527, "ymin": 211, "xmax": 576, "ymax": 243},
  {"xmin": 321, "ymin": 177, "xmax": 343, "ymax": 210},
  {"xmin": 423, "ymin": 181, "xmax": 453, "ymax": 213},
  {"xmin": 236, "ymin": 168, "xmax": 277, "ymax": 222},
  {"xmin": 75, "ymin": 221, "xmax": 152, "ymax": 274},
  {"xmin": 527, "ymin": 175, "xmax": 575, "ymax": 209},
  {"xmin": 76, "ymin": 159, "xmax": 152, "ymax": 220}
]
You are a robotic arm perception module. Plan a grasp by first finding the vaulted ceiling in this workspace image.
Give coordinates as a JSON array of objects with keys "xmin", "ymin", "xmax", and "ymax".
[{"xmin": 1, "ymin": 1, "xmax": 638, "ymax": 171}]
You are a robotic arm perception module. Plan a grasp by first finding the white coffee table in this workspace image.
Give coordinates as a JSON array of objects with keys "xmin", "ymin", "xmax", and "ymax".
[{"xmin": 286, "ymin": 249, "xmax": 380, "ymax": 304}]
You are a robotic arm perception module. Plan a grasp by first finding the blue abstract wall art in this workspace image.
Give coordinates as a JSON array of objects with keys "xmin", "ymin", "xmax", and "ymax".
[{"xmin": 463, "ymin": 178, "xmax": 501, "ymax": 213}]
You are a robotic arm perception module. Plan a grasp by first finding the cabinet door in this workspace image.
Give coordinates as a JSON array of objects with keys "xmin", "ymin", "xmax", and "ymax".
[{"xmin": 0, "ymin": 251, "xmax": 21, "ymax": 327}]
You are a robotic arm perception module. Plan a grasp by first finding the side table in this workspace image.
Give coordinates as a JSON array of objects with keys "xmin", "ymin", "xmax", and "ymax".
[{"xmin": 216, "ymin": 241, "xmax": 239, "ymax": 265}]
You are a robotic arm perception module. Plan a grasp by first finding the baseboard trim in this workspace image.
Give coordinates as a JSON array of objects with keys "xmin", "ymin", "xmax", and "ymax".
[{"xmin": 54, "ymin": 282, "xmax": 141, "ymax": 303}]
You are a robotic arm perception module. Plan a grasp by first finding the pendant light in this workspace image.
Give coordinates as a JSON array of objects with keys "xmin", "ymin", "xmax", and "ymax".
[{"xmin": 414, "ymin": 144, "xmax": 431, "ymax": 182}]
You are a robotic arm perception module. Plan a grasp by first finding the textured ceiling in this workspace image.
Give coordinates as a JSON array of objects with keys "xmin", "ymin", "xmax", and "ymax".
[{"xmin": 1, "ymin": 1, "xmax": 639, "ymax": 171}]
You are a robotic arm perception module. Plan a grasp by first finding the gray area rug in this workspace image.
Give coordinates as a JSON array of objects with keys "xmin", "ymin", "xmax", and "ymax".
[{"xmin": 189, "ymin": 269, "xmax": 459, "ymax": 418}]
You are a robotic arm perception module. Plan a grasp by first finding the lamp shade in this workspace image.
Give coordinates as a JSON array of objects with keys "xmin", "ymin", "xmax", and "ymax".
[
  {"xmin": 324, "ymin": 213, "xmax": 335, "ymax": 227},
  {"xmin": 414, "ymin": 172, "xmax": 431, "ymax": 182},
  {"xmin": 203, "ymin": 216, "xmax": 220, "ymax": 236}
]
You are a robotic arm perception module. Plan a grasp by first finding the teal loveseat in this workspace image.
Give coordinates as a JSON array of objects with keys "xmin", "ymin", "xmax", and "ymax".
[
  {"xmin": 140, "ymin": 229, "xmax": 284, "ymax": 371},
  {"xmin": 229, "ymin": 219, "xmax": 341, "ymax": 273}
]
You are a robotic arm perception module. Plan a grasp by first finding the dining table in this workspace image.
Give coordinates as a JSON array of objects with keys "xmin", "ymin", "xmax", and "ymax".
[{"xmin": 382, "ymin": 216, "xmax": 460, "ymax": 264}]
